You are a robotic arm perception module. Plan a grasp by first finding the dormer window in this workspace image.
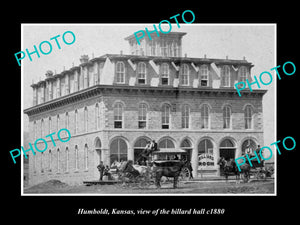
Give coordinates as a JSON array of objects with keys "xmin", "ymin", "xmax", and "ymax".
[
  {"xmin": 137, "ymin": 62, "xmax": 146, "ymax": 84},
  {"xmin": 221, "ymin": 65, "xmax": 231, "ymax": 87},
  {"xmin": 116, "ymin": 61, "xmax": 125, "ymax": 84},
  {"xmin": 180, "ymin": 64, "xmax": 189, "ymax": 86},
  {"xmin": 161, "ymin": 63, "xmax": 169, "ymax": 85},
  {"xmin": 200, "ymin": 65, "xmax": 209, "ymax": 86}
]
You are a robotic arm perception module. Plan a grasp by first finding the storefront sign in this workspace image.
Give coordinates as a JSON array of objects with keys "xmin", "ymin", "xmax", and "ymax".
[{"xmin": 198, "ymin": 153, "xmax": 215, "ymax": 168}]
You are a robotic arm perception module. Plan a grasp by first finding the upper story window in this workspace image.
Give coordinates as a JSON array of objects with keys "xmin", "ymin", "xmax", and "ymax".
[
  {"xmin": 161, "ymin": 41, "xmax": 168, "ymax": 57},
  {"xmin": 116, "ymin": 61, "xmax": 125, "ymax": 84},
  {"xmin": 181, "ymin": 105, "xmax": 190, "ymax": 129},
  {"xmin": 221, "ymin": 65, "xmax": 231, "ymax": 87},
  {"xmin": 223, "ymin": 106, "xmax": 231, "ymax": 129},
  {"xmin": 114, "ymin": 103, "xmax": 123, "ymax": 129},
  {"xmin": 137, "ymin": 62, "xmax": 146, "ymax": 84},
  {"xmin": 180, "ymin": 64, "xmax": 189, "ymax": 86},
  {"xmin": 173, "ymin": 42, "xmax": 179, "ymax": 57},
  {"xmin": 65, "ymin": 112, "xmax": 69, "ymax": 131},
  {"xmin": 239, "ymin": 66, "xmax": 248, "ymax": 82},
  {"xmin": 162, "ymin": 104, "xmax": 171, "ymax": 129},
  {"xmin": 74, "ymin": 109, "xmax": 78, "ymax": 134},
  {"xmin": 244, "ymin": 105, "xmax": 253, "ymax": 129},
  {"xmin": 84, "ymin": 107, "xmax": 88, "ymax": 132},
  {"xmin": 150, "ymin": 42, "xmax": 156, "ymax": 56},
  {"xmin": 161, "ymin": 63, "xmax": 169, "ymax": 85},
  {"xmin": 200, "ymin": 65, "xmax": 209, "ymax": 86},
  {"xmin": 138, "ymin": 103, "xmax": 147, "ymax": 129},
  {"xmin": 200, "ymin": 104, "xmax": 210, "ymax": 129}
]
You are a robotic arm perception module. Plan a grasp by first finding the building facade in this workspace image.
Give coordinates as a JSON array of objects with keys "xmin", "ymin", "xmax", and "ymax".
[{"xmin": 24, "ymin": 31, "xmax": 267, "ymax": 185}]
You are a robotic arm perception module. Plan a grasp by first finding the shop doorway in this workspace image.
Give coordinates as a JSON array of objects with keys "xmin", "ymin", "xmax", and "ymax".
[{"xmin": 219, "ymin": 139, "xmax": 236, "ymax": 161}]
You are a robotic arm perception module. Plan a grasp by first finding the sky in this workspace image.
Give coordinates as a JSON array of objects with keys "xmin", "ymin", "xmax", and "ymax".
[{"xmin": 22, "ymin": 24, "xmax": 276, "ymax": 146}]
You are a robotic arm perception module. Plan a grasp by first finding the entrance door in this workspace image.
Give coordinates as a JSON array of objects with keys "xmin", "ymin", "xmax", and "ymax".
[{"xmin": 219, "ymin": 148, "xmax": 236, "ymax": 161}]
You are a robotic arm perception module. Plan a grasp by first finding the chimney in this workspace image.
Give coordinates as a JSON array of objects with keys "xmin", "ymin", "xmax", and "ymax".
[
  {"xmin": 120, "ymin": 50, "xmax": 123, "ymax": 55},
  {"xmin": 80, "ymin": 55, "xmax": 89, "ymax": 64},
  {"xmin": 226, "ymin": 55, "xmax": 228, "ymax": 60},
  {"xmin": 184, "ymin": 53, "xmax": 187, "ymax": 58},
  {"xmin": 204, "ymin": 54, "xmax": 207, "ymax": 59},
  {"xmin": 243, "ymin": 56, "xmax": 246, "ymax": 60}
]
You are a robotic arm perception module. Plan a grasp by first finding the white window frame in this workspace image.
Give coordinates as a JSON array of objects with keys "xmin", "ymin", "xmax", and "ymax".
[{"xmin": 116, "ymin": 61, "xmax": 125, "ymax": 84}]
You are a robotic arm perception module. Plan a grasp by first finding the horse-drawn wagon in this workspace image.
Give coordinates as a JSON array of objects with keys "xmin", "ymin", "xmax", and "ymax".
[
  {"xmin": 218, "ymin": 153, "xmax": 272, "ymax": 182},
  {"xmin": 113, "ymin": 158, "xmax": 192, "ymax": 188}
]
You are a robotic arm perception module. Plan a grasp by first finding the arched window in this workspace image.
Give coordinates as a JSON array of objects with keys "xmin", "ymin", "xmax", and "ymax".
[
  {"xmin": 241, "ymin": 139, "xmax": 257, "ymax": 155},
  {"xmin": 57, "ymin": 148, "xmax": 60, "ymax": 173},
  {"xmin": 34, "ymin": 121, "xmax": 37, "ymax": 139},
  {"xmin": 75, "ymin": 145, "xmax": 79, "ymax": 171},
  {"xmin": 65, "ymin": 147, "xmax": 69, "ymax": 173},
  {"xmin": 161, "ymin": 63, "xmax": 169, "ymax": 85},
  {"xmin": 221, "ymin": 65, "xmax": 230, "ymax": 87},
  {"xmin": 114, "ymin": 103, "xmax": 123, "ymax": 128},
  {"xmin": 138, "ymin": 103, "xmax": 147, "ymax": 129},
  {"xmin": 162, "ymin": 104, "xmax": 171, "ymax": 129},
  {"xmin": 239, "ymin": 66, "xmax": 247, "ymax": 82},
  {"xmin": 41, "ymin": 152, "xmax": 44, "ymax": 173},
  {"xmin": 198, "ymin": 139, "xmax": 214, "ymax": 155},
  {"xmin": 57, "ymin": 114, "xmax": 60, "ymax": 131},
  {"xmin": 219, "ymin": 138, "xmax": 236, "ymax": 160},
  {"xmin": 95, "ymin": 138, "xmax": 102, "ymax": 164},
  {"xmin": 157, "ymin": 138, "xmax": 175, "ymax": 160},
  {"xmin": 48, "ymin": 117, "xmax": 52, "ymax": 134},
  {"xmin": 244, "ymin": 105, "xmax": 253, "ymax": 129},
  {"xmin": 158, "ymin": 138, "xmax": 175, "ymax": 149},
  {"xmin": 161, "ymin": 41, "xmax": 168, "ymax": 57},
  {"xmin": 84, "ymin": 107, "xmax": 88, "ymax": 132},
  {"xmin": 84, "ymin": 144, "xmax": 88, "ymax": 171},
  {"xmin": 220, "ymin": 139, "xmax": 235, "ymax": 148},
  {"xmin": 65, "ymin": 112, "xmax": 69, "ymax": 130},
  {"xmin": 200, "ymin": 104, "xmax": 210, "ymax": 129},
  {"xmin": 74, "ymin": 109, "xmax": 78, "ymax": 134},
  {"xmin": 200, "ymin": 65, "xmax": 209, "ymax": 86},
  {"xmin": 181, "ymin": 105, "xmax": 190, "ymax": 129},
  {"xmin": 150, "ymin": 41, "xmax": 156, "ymax": 56},
  {"xmin": 223, "ymin": 106, "xmax": 231, "ymax": 129},
  {"xmin": 137, "ymin": 62, "xmax": 146, "ymax": 84},
  {"xmin": 110, "ymin": 138, "xmax": 128, "ymax": 163},
  {"xmin": 116, "ymin": 61, "xmax": 125, "ymax": 84},
  {"xmin": 41, "ymin": 119, "xmax": 44, "ymax": 137},
  {"xmin": 95, "ymin": 103, "xmax": 100, "ymax": 130},
  {"xmin": 180, "ymin": 64, "xmax": 189, "ymax": 85},
  {"xmin": 48, "ymin": 149, "xmax": 52, "ymax": 172}
]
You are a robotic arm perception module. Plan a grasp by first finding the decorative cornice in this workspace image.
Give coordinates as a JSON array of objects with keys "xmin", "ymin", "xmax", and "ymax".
[{"xmin": 24, "ymin": 85, "xmax": 267, "ymax": 117}]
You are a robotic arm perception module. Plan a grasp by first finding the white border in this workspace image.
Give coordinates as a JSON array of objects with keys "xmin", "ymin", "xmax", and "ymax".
[{"xmin": 21, "ymin": 23, "xmax": 277, "ymax": 196}]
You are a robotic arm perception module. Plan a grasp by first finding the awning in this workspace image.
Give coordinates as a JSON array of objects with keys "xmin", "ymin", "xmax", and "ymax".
[{"xmin": 153, "ymin": 148, "xmax": 187, "ymax": 154}]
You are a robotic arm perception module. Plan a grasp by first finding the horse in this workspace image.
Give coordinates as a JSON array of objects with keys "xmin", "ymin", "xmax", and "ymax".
[
  {"xmin": 217, "ymin": 157, "xmax": 251, "ymax": 183},
  {"xmin": 152, "ymin": 160, "xmax": 188, "ymax": 189},
  {"xmin": 217, "ymin": 158, "xmax": 241, "ymax": 183},
  {"xmin": 118, "ymin": 160, "xmax": 152, "ymax": 186}
]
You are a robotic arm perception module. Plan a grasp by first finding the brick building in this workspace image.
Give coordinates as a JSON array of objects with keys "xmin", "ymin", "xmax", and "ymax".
[{"xmin": 24, "ymin": 31, "xmax": 267, "ymax": 185}]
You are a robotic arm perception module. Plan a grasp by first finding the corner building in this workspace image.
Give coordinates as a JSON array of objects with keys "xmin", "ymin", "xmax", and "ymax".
[{"xmin": 24, "ymin": 31, "xmax": 267, "ymax": 185}]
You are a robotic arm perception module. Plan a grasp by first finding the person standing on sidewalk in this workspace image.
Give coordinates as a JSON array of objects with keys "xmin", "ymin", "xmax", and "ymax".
[{"xmin": 97, "ymin": 161, "xmax": 105, "ymax": 181}]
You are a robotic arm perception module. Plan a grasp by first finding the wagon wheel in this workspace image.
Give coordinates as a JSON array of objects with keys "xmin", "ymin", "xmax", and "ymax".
[
  {"xmin": 179, "ymin": 167, "xmax": 191, "ymax": 181},
  {"xmin": 255, "ymin": 170, "xmax": 266, "ymax": 180}
]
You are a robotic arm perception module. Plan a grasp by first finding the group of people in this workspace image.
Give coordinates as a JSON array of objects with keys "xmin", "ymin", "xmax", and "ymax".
[{"xmin": 97, "ymin": 161, "xmax": 112, "ymax": 181}]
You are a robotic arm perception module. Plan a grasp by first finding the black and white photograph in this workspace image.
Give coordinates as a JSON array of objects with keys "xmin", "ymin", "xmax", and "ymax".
[
  {"xmin": 3, "ymin": 4, "xmax": 298, "ymax": 222},
  {"xmin": 21, "ymin": 24, "xmax": 276, "ymax": 195}
]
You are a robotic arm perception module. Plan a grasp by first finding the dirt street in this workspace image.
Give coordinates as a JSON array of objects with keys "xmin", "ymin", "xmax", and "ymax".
[{"xmin": 24, "ymin": 179, "xmax": 274, "ymax": 194}]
